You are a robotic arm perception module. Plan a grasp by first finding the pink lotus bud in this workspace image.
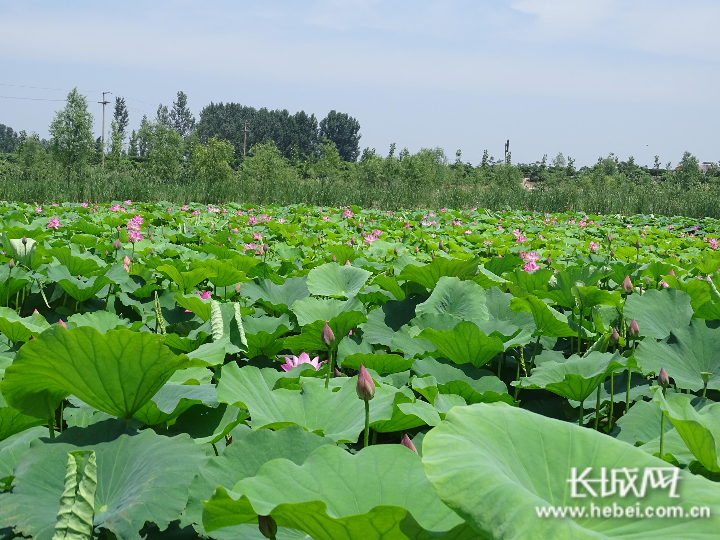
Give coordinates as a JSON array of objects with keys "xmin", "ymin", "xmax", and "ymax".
[
  {"xmin": 621, "ymin": 275, "xmax": 633, "ymax": 293},
  {"xmin": 610, "ymin": 249, "xmax": 615, "ymax": 257},
  {"xmin": 438, "ymin": 240, "xmax": 444, "ymax": 250},
  {"xmin": 334, "ymin": 368, "xmax": 342, "ymax": 378},
  {"xmin": 332, "ymin": 254, "xmax": 336, "ymax": 262},
  {"xmin": 321, "ymin": 322, "xmax": 335, "ymax": 348},
  {"xmin": 356, "ymin": 364, "xmax": 375, "ymax": 401},
  {"xmin": 628, "ymin": 319, "xmax": 639, "ymax": 337},
  {"xmin": 658, "ymin": 367, "xmax": 669, "ymax": 388},
  {"xmin": 635, "ymin": 239, "xmax": 641, "ymax": 249},
  {"xmin": 58, "ymin": 319, "xmax": 67, "ymax": 329},
  {"xmin": 415, "ymin": 245, "xmax": 419, "ymax": 253},
  {"xmin": 33, "ymin": 309, "xmax": 39, "ymax": 314},
  {"xmin": 669, "ymin": 269, "xmax": 675, "ymax": 276},
  {"xmin": 21, "ymin": 236, "xmax": 27, "ymax": 245},
  {"xmin": 312, "ymin": 242, "xmax": 316, "ymax": 248},
  {"xmin": 345, "ymin": 259, "xmax": 351, "ymax": 266},
  {"xmin": 394, "ymin": 247, "xmax": 398, "ymax": 256},
  {"xmin": 645, "ymin": 278, "xmax": 650, "ymax": 288},
  {"xmin": 607, "ymin": 232, "xmax": 613, "ymax": 243},
  {"xmin": 401, "ymin": 433, "xmax": 418, "ymax": 454},
  {"xmin": 114, "ymin": 239, "xmax": 121, "ymax": 251},
  {"xmin": 235, "ymin": 283, "xmax": 242, "ymax": 294},
  {"xmin": 609, "ymin": 327, "xmax": 619, "ymax": 344},
  {"xmin": 258, "ymin": 515, "xmax": 277, "ymax": 539},
  {"xmin": 8, "ymin": 258, "xmax": 14, "ymax": 269},
  {"xmin": 350, "ymin": 236, "xmax": 355, "ymax": 244},
  {"xmin": 545, "ymin": 255, "xmax": 552, "ymax": 266}
]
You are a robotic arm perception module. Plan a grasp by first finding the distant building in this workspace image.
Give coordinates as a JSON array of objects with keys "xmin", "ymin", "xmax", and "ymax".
[{"xmin": 700, "ymin": 162, "xmax": 718, "ymax": 173}]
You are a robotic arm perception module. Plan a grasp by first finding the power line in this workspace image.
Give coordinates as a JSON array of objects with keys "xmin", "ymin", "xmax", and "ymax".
[
  {"xmin": 0, "ymin": 95, "xmax": 68, "ymax": 102},
  {"xmin": 0, "ymin": 83, "xmax": 102, "ymax": 93}
]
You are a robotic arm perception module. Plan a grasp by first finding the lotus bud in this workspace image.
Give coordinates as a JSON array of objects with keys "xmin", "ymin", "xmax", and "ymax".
[
  {"xmin": 350, "ymin": 236, "xmax": 355, "ymax": 244},
  {"xmin": 669, "ymin": 269, "xmax": 675, "ymax": 276},
  {"xmin": 394, "ymin": 247, "xmax": 398, "ymax": 256},
  {"xmin": 33, "ymin": 309, "xmax": 39, "ymax": 314},
  {"xmin": 356, "ymin": 364, "xmax": 375, "ymax": 401},
  {"xmin": 628, "ymin": 318, "xmax": 639, "ymax": 337},
  {"xmin": 431, "ymin": 252, "xmax": 435, "ymax": 259},
  {"xmin": 545, "ymin": 255, "xmax": 552, "ymax": 266},
  {"xmin": 8, "ymin": 258, "xmax": 14, "ymax": 269},
  {"xmin": 658, "ymin": 368, "xmax": 670, "ymax": 388},
  {"xmin": 334, "ymin": 368, "xmax": 342, "ymax": 378},
  {"xmin": 332, "ymin": 254, "xmax": 336, "ymax": 262},
  {"xmin": 21, "ymin": 235, "xmax": 27, "ymax": 245},
  {"xmin": 321, "ymin": 322, "xmax": 335, "ymax": 348},
  {"xmin": 635, "ymin": 239, "xmax": 641, "ymax": 249},
  {"xmin": 312, "ymin": 242, "xmax": 317, "ymax": 248},
  {"xmin": 621, "ymin": 275, "xmax": 633, "ymax": 294},
  {"xmin": 610, "ymin": 249, "xmax": 615, "ymax": 257},
  {"xmin": 607, "ymin": 232, "xmax": 613, "ymax": 243},
  {"xmin": 58, "ymin": 319, "xmax": 67, "ymax": 329},
  {"xmin": 114, "ymin": 238, "xmax": 121, "ymax": 251},
  {"xmin": 401, "ymin": 433, "xmax": 418, "ymax": 454},
  {"xmin": 345, "ymin": 259, "xmax": 351, "ymax": 266},
  {"xmin": 235, "ymin": 282, "xmax": 242, "ymax": 294},
  {"xmin": 438, "ymin": 240, "xmax": 444, "ymax": 250},
  {"xmin": 258, "ymin": 515, "xmax": 277, "ymax": 540},
  {"xmin": 645, "ymin": 278, "xmax": 650, "ymax": 288},
  {"xmin": 415, "ymin": 245, "xmax": 419, "ymax": 253},
  {"xmin": 609, "ymin": 327, "xmax": 620, "ymax": 344}
]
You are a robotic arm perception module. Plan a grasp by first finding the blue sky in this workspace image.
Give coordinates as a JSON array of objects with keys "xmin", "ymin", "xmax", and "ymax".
[{"xmin": 0, "ymin": 0, "xmax": 718, "ymax": 166}]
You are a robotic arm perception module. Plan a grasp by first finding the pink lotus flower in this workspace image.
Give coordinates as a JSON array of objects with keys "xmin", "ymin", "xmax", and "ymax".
[
  {"xmin": 523, "ymin": 261, "xmax": 540, "ymax": 272},
  {"xmin": 343, "ymin": 209, "xmax": 354, "ymax": 218},
  {"xmin": 47, "ymin": 217, "xmax": 61, "ymax": 229},
  {"xmin": 589, "ymin": 241, "xmax": 599, "ymax": 253},
  {"xmin": 196, "ymin": 290, "xmax": 211, "ymax": 300},
  {"xmin": 123, "ymin": 255, "xmax": 131, "ymax": 272},
  {"xmin": 35, "ymin": 206, "xmax": 42, "ymax": 213},
  {"xmin": 128, "ymin": 230, "xmax": 144, "ymax": 243},
  {"xmin": 709, "ymin": 238, "xmax": 719, "ymax": 250},
  {"xmin": 281, "ymin": 352, "xmax": 323, "ymax": 372}
]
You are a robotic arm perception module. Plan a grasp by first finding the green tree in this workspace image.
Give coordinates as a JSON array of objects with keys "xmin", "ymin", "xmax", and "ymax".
[
  {"xmin": 107, "ymin": 120, "xmax": 124, "ymax": 167},
  {"xmin": 113, "ymin": 97, "xmax": 129, "ymax": 141},
  {"xmin": 170, "ymin": 91, "xmax": 196, "ymax": 138},
  {"xmin": 138, "ymin": 115, "xmax": 150, "ymax": 157},
  {"xmin": 156, "ymin": 104, "xmax": 171, "ymax": 127},
  {"xmin": 0, "ymin": 123, "xmax": 18, "ymax": 153},
  {"xmin": 319, "ymin": 110, "xmax": 361, "ymax": 162},
  {"xmin": 49, "ymin": 88, "xmax": 95, "ymax": 184},
  {"xmin": 128, "ymin": 130, "xmax": 139, "ymax": 157},
  {"xmin": 191, "ymin": 137, "xmax": 234, "ymax": 184},
  {"xmin": 15, "ymin": 131, "xmax": 47, "ymax": 168},
  {"xmin": 241, "ymin": 141, "xmax": 297, "ymax": 183},
  {"xmin": 138, "ymin": 120, "xmax": 183, "ymax": 179}
]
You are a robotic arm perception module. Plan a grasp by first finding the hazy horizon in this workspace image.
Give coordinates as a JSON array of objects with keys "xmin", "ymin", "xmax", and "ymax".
[{"xmin": 1, "ymin": 0, "xmax": 718, "ymax": 167}]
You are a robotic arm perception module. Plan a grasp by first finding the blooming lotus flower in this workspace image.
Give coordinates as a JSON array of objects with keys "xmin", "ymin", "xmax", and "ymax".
[
  {"xmin": 281, "ymin": 352, "xmax": 322, "ymax": 372},
  {"xmin": 589, "ymin": 241, "xmax": 599, "ymax": 253},
  {"xmin": 356, "ymin": 364, "xmax": 375, "ymax": 401},
  {"xmin": 523, "ymin": 261, "xmax": 540, "ymax": 272},
  {"xmin": 47, "ymin": 217, "xmax": 61, "ymax": 229},
  {"xmin": 196, "ymin": 290, "xmax": 211, "ymax": 300},
  {"xmin": 128, "ymin": 230, "xmax": 144, "ymax": 243}
]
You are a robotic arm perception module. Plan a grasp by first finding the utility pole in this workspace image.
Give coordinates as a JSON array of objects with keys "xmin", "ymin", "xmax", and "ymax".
[
  {"xmin": 241, "ymin": 121, "xmax": 250, "ymax": 157},
  {"xmin": 504, "ymin": 139, "xmax": 510, "ymax": 164},
  {"xmin": 98, "ymin": 91, "xmax": 112, "ymax": 168}
]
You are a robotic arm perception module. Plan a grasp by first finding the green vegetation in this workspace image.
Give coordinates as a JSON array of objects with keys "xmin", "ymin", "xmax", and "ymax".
[{"xmin": 0, "ymin": 202, "xmax": 719, "ymax": 538}]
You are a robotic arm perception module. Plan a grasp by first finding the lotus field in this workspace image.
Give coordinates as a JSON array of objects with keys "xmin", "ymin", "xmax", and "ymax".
[{"xmin": 2, "ymin": 201, "xmax": 720, "ymax": 539}]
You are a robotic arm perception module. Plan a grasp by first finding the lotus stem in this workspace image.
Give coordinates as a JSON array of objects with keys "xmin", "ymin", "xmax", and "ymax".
[
  {"xmin": 497, "ymin": 351, "xmax": 505, "ymax": 379},
  {"xmin": 625, "ymin": 341, "xmax": 636, "ymax": 414},
  {"xmin": 529, "ymin": 335, "xmax": 541, "ymax": 370},
  {"xmin": 608, "ymin": 373, "xmax": 614, "ymax": 432},
  {"xmin": 324, "ymin": 348, "xmax": 335, "ymax": 389},
  {"xmin": 659, "ymin": 386, "xmax": 667, "ymax": 459},
  {"xmin": 594, "ymin": 384, "xmax": 601, "ymax": 430},
  {"xmin": 364, "ymin": 400, "xmax": 370, "ymax": 448},
  {"xmin": 48, "ymin": 416, "xmax": 55, "ymax": 439},
  {"xmin": 578, "ymin": 400, "xmax": 585, "ymax": 426}
]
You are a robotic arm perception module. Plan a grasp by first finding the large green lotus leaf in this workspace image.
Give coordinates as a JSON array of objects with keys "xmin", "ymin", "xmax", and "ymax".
[
  {"xmin": 422, "ymin": 403, "xmax": 720, "ymax": 540},
  {"xmin": 614, "ymin": 399, "xmax": 674, "ymax": 446},
  {"xmin": 477, "ymin": 287, "xmax": 535, "ymax": 338},
  {"xmin": 514, "ymin": 351, "xmax": 630, "ymax": 402},
  {"xmin": 292, "ymin": 296, "xmax": 366, "ymax": 326},
  {"xmin": 506, "ymin": 268, "xmax": 553, "ymax": 296},
  {"xmin": 0, "ymin": 326, "xmax": 188, "ymax": 420},
  {"xmin": 662, "ymin": 275, "xmax": 711, "ymax": 311},
  {"xmin": 414, "ymin": 277, "xmax": 488, "ymax": 325},
  {"xmin": 418, "ymin": 321, "xmax": 504, "ymax": 368},
  {"xmin": 46, "ymin": 266, "xmax": 112, "ymax": 303},
  {"xmin": 183, "ymin": 426, "xmax": 334, "ymax": 537},
  {"xmin": 243, "ymin": 315, "xmax": 292, "ymax": 358},
  {"xmin": 199, "ymin": 260, "xmax": 246, "ymax": 288},
  {"xmin": 572, "ymin": 285, "xmax": 621, "ymax": 310},
  {"xmin": 284, "ymin": 313, "xmax": 366, "ymax": 352},
  {"xmin": 470, "ymin": 265, "xmax": 508, "ymax": 289},
  {"xmin": 217, "ymin": 365, "xmax": 403, "ymax": 443},
  {"xmin": 67, "ymin": 311, "xmax": 131, "ymax": 333},
  {"xmin": 0, "ymin": 420, "xmax": 209, "ymax": 540},
  {"xmin": 167, "ymin": 403, "xmax": 247, "ymax": 445},
  {"xmin": 202, "ymin": 445, "xmax": 474, "ymax": 540},
  {"xmin": 341, "ymin": 352, "xmax": 414, "ymax": 374},
  {"xmin": 174, "ymin": 293, "xmax": 212, "ymax": 321},
  {"xmin": 624, "ymin": 289, "xmax": 693, "ymax": 340},
  {"xmin": 157, "ymin": 265, "xmax": 216, "ymax": 293},
  {"xmin": 372, "ymin": 274, "xmax": 406, "ymax": 301},
  {"xmin": 510, "ymin": 294, "xmax": 577, "ymax": 337},
  {"xmin": 0, "ymin": 307, "xmax": 50, "ymax": 344},
  {"xmin": 0, "ymin": 391, "xmax": 45, "ymax": 441},
  {"xmin": 0, "ymin": 426, "xmax": 45, "ymax": 481},
  {"xmin": 361, "ymin": 295, "xmax": 425, "ymax": 346},
  {"xmin": 411, "ymin": 357, "xmax": 513, "ymax": 405},
  {"xmin": 242, "ymin": 277, "xmax": 310, "ymax": 313},
  {"xmin": 133, "ymin": 383, "xmax": 218, "ymax": 426},
  {"xmin": 398, "ymin": 257, "xmax": 478, "ymax": 289},
  {"xmin": 48, "ymin": 246, "xmax": 107, "ymax": 276},
  {"xmin": 634, "ymin": 319, "xmax": 720, "ymax": 392},
  {"xmin": 306, "ymin": 262, "xmax": 372, "ymax": 298},
  {"xmin": 654, "ymin": 390, "xmax": 720, "ymax": 472}
]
